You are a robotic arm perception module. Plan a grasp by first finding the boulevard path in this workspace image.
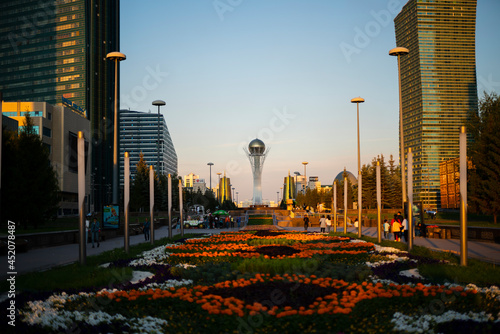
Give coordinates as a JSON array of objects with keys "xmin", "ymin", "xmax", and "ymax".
[{"xmin": 1, "ymin": 225, "xmax": 500, "ymax": 281}]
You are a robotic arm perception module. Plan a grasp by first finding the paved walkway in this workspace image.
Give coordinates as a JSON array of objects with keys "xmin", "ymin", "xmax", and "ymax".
[{"xmin": 1, "ymin": 225, "xmax": 499, "ymax": 281}]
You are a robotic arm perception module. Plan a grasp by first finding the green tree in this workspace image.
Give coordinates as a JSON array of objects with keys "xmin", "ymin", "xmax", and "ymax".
[
  {"xmin": 467, "ymin": 92, "xmax": 500, "ymax": 223},
  {"xmin": 387, "ymin": 154, "xmax": 402, "ymax": 209},
  {"xmin": 130, "ymin": 152, "xmax": 151, "ymax": 212},
  {"xmin": 2, "ymin": 113, "xmax": 60, "ymax": 228}
]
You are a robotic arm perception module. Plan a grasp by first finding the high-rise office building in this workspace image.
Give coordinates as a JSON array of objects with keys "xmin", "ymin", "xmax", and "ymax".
[
  {"xmin": 119, "ymin": 110, "xmax": 178, "ymax": 183},
  {"xmin": 0, "ymin": 0, "xmax": 120, "ymax": 211},
  {"xmin": 218, "ymin": 172, "xmax": 232, "ymax": 203},
  {"xmin": 394, "ymin": 0, "xmax": 477, "ymax": 210},
  {"xmin": 283, "ymin": 172, "xmax": 295, "ymax": 201}
]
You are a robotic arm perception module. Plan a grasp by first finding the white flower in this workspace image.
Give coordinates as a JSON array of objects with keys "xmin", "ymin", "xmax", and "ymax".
[
  {"xmin": 391, "ymin": 310, "xmax": 498, "ymax": 333},
  {"xmin": 139, "ymin": 279, "xmax": 193, "ymax": 291}
]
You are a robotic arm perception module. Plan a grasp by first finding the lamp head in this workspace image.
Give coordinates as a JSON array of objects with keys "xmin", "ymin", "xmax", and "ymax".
[
  {"xmin": 152, "ymin": 100, "xmax": 166, "ymax": 106},
  {"xmin": 106, "ymin": 51, "xmax": 126, "ymax": 61},
  {"xmin": 351, "ymin": 97, "xmax": 365, "ymax": 103},
  {"xmin": 389, "ymin": 47, "xmax": 409, "ymax": 56}
]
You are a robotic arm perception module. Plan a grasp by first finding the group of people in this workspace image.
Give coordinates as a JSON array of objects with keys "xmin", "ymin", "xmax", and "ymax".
[
  {"xmin": 302, "ymin": 211, "xmax": 428, "ymax": 241},
  {"xmin": 303, "ymin": 214, "xmax": 333, "ymax": 233},
  {"xmin": 382, "ymin": 212, "xmax": 407, "ymax": 242},
  {"xmin": 382, "ymin": 211, "xmax": 426, "ymax": 241},
  {"xmin": 207, "ymin": 214, "xmax": 241, "ymax": 229}
]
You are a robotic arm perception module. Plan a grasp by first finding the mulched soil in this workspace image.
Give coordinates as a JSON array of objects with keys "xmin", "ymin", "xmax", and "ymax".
[
  {"xmin": 203, "ymin": 281, "xmax": 342, "ymax": 308},
  {"xmin": 253, "ymin": 230, "xmax": 287, "ymax": 237},
  {"xmin": 254, "ymin": 245, "xmax": 301, "ymax": 257}
]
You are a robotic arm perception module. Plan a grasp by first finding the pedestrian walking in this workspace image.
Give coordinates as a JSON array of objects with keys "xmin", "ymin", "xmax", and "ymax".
[
  {"xmin": 209, "ymin": 214, "xmax": 214, "ymax": 229},
  {"xmin": 326, "ymin": 215, "xmax": 332, "ymax": 233},
  {"xmin": 383, "ymin": 219, "xmax": 390, "ymax": 239},
  {"xmin": 143, "ymin": 217, "xmax": 151, "ymax": 241},
  {"xmin": 319, "ymin": 215, "xmax": 326, "ymax": 233},
  {"xmin": 392, "ymin": 218, "xmax": 402, "ymax": 242},
  {"xmin": 303, "ymin": 215, "xmax": 309, "ymax": 231},
  {"xmin": 401, "ymin": 217, "xmax": 408, "ymax": 242},
  {"xmin": 90, "ymin": 217, "xmax": 100, "ymax": 248}
]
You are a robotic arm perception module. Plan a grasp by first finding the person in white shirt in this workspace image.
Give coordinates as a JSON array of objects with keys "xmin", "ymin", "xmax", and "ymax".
[
  {"xmin": 325, "ymin": 215, "xmax": 332, "ymax": 233},
  {"xmin": 402, "ymin": 218, "xmax": 408, "ymax": 242},
  {"xmin": 319, "ymin": 215, "xmax": 326, "ymax": 233}
]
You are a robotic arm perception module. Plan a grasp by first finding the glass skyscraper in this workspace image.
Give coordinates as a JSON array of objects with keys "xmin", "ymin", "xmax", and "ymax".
[
  {"xmin": 394, "ymin": 0, "xmax": 477, "ymax": 210},
  {"xmin": 0, "ymin": 0, "xmax": 119, "ymax": 210}
]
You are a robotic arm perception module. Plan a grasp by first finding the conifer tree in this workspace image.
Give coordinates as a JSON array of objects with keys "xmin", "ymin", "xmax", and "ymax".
[
  {"xmin": 2, "ymin": 113, "xmax": 60, "ymax": 228},
  {"xmin": 468, "ymin": 92, "xmax": 500, "ymax": 223}
]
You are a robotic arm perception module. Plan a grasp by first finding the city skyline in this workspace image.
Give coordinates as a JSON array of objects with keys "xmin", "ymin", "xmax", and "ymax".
[{"xmin": 119, "ymin": 0, "xmax": 500, "ymax": 203}]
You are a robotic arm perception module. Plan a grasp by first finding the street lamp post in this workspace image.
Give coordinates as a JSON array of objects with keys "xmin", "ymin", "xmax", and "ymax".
[
  {"xmin": 389, "ymin": 46, "xmax": 410, "ymax": 207},
  {"xmin": 152, "ymin": 100, "xmax": 166, "ymax": 175},
  {"xmin": 232, "ymin": 187, "xmax": 235, "ymax": 203},
  {"xmin": 351, "ymin": 97, "xmax": 365, "ymax": 238},
  {"xmin": 207, "ymin": 162, "xmax": 214, "ymax": 193},
  {"xmin": 302, "ymin": 161, "xmax": 308, "ymax": 192},
  {"xmin": 106, "ymin": 51, "xmax": 126, "ymax": 205}
]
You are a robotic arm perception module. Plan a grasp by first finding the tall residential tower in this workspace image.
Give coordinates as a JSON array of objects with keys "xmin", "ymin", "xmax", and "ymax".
[
  {"xmin": 394, "ymin": 0, "xmax": 477, "ymax": 209},
  {"xmin": 119, "ymin": 110, "xmax": 178, "ymax": 183}
]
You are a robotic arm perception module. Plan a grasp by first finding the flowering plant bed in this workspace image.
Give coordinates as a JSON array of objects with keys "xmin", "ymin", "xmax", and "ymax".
[{"xmin": 7, "ymin": 231, "xmax": 500, "ymax": 333}]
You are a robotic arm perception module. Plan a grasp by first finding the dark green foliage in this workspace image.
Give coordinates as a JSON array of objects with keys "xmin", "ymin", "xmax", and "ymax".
[
  {"xmin": 1, "ymin": 113, "xmax": 60, "ymax": 229},
  {"xmin": 467, "ymin": 92, "xmax": 500, "ymax": 223},
  {"xmin": 356, "ymin": 154, "xmax": 402, "ymax": 210},
  {"xmin": 130, "ymin": 152, "xmax": 150, "ymax": 212}
]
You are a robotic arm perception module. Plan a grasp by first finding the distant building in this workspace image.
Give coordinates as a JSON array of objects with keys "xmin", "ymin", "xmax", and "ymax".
[
  {"xmin": 334, "ymin": 169, "xmax": 358, "ymax": 185},
  {"xmin": 308, "ymin": 176, "xmax": 321, "ymax": 191},
  {"xmin": 283, "ymin": 171, "xmax": 296, "ymax": 200},
  {"xmin": 394, "ymin": 0, "xmax": 477, "ymax": 209},
  {"xmin": 184, "ymin": 173, "xmax": 207, "ymax": 194},
  {"xmin": 218, "ymin": 172, "xmax": 232, "ymax": 203},
  {"xmin": 295, "ymin": 174, "xmax": 307, "ymax": 194},
  {"xmin": 2, "ymin": 101, "xmax": 91, "ymax": 216},
  {"xmin": 119, "ymin": 110, "xmax": 177, "ymax": 184}
]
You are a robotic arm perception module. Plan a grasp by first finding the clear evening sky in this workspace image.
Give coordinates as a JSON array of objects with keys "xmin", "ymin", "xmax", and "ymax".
[{"xmin": 120, "ymin": 0, "xmax": 500, "ymax": 203}]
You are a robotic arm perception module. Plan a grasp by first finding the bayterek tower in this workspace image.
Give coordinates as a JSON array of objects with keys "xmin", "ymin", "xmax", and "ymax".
[{"xmin": 244, "ymin": 139, "xmax": 269, "ymax": 205}]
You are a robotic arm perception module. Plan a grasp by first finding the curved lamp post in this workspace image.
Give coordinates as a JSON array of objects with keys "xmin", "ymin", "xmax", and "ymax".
[
  {"xmin": 106, "ymin": 51, "xmax": 126, "ymax": 205},
  {"xmin": 152, "ymin": 100, "xmax": 166, "ymax": 175},
  {"xmin": 351, "ymin": 97, "xmax": 364, "ymax": 238},
  {"xmin": 389, "ymin": 46, "xmax": 409, "ymax": 207}
]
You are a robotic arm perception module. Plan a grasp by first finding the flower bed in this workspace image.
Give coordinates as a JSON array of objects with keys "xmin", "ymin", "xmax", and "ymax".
[{"xmin": 11, "ymin": 231, "xmax": 500, "ymax": 333}]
